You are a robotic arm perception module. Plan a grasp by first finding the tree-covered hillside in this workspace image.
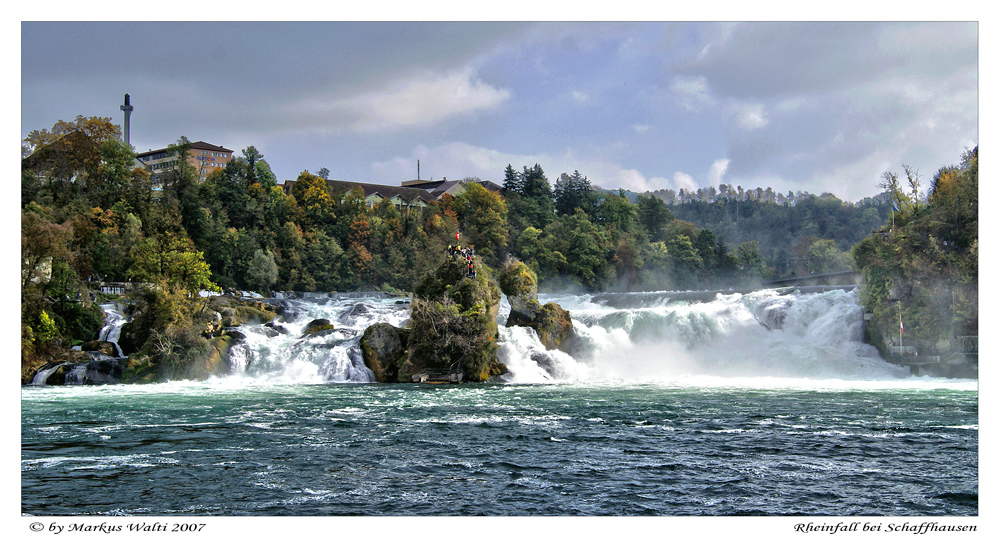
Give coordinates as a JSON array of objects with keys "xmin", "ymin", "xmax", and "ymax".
[
  {"xmin": 852, "ymin": 148, "xmax": 978, "ymax": 350},
  {"xmin": 640, "ymin": 187, "xmax": 891, "ymax": 278}
]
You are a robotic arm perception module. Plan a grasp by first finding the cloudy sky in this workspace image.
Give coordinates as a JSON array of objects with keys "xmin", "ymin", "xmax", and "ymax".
[{"xmin": 21, "ymin": 19, "xmax": 978, "ymax": 202}]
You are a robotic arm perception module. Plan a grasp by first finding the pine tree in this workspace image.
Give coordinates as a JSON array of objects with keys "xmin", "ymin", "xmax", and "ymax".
[{"xmin": 502, "ymin": 164, "xmax": 523, "ymax": 195}]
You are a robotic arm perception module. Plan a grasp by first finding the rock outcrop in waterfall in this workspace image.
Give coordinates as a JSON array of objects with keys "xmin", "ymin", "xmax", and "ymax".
[
  {"xmin": 360, "ymin": 254, "xmax": 506, "ymax": 382},
  {"xmin": 498, "ymin": 260, "xmax": 574, "ymax": 352}
]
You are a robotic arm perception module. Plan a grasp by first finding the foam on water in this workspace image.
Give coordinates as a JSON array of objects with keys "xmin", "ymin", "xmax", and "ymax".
[{"xmin": 233, "ymin": 296, "xmax": 409, "ymax": 383}]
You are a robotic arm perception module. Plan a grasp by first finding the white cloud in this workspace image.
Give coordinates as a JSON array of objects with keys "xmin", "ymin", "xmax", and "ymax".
[
  {"xmin": 370, "ymin": 142, "xmax": 507, "ymax": 182},
  {"xmin": 672, "ymin": 171, "xmax": 697, "ymax": 192},
  {"xmin": 632, "ymin": 124, "xmax": 652, "ymax": 134},
  {"xmin": 726, "ymin": 101, "xmax": 769, "ymax": 131},
  {"xmin": 571, "ymin": 90, "xmax": 589, "ymax": 103},
  {"xmin": 287, "ymin": 68, "xmax": 510, "ymax": 134},
  {"xmin": 670, "ymin": 76, "xmax": 714, "ymax": 112},
  {"xmin": 370, "ymin": 141, "xmax": 750, "ymax": 197},
  {"xmin": 611, "ymin": 169, "xmax": 668, "ymax": 192},
  {"xmin": 370, "ymin": 141, "xmax": 680, "ymax": 193}
]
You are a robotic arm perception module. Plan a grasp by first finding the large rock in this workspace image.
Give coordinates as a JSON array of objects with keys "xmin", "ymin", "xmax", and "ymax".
[
  {"xmin": 28, "ymin": 355, "xmax": 126, "ymax": 385},
  {"xmin": 302, "ymin": 318, "xmax": 334, "ymax": 336},
  {"xmin": 359, "ymin": 322, "xmax": 408, "ymax": 382},
  {"xmin": 119, "ymin": 293, "xmax": 279, "ymax": 355},
  {"xmin": 499, "ymin": 260, "xmax": 574, "ymax": 351},
  {"xmin": 397, "ymin": 254, "xmax": 504, "ymax": 382},
  {"xmin": 179, "ymin": 331, "xmax": 246, "ymax": 380},
  {"xmin": 529, "ymin": 302, "xmax": 574, "ymax": 351},
  {"xmin": 208, "ymin": 296, "xmax": 279, "ymax": 327},
  {"xmin": 81, "ymin": 340, "xmax": 120, "ymax": 358},
  {"xmin": 499, "ymin": 259, "xmax": 538, "ymax": 315}
]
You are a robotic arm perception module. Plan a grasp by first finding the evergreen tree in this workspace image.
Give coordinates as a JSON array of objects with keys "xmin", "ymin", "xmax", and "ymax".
[
  {"xmin": 554, "ymin": 170, "xmax": 597, "ymax": 217},
  {"xmin": 635, "ymin": 192, "xmax": 673, "ymax": 242},
  {"xmin": 502, "ymin": 164, "xmax": 523, "ymax": 194}
]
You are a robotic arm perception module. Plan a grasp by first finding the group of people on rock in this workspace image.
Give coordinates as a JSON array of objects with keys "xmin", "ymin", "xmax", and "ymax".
[{"xmin": 447, "ymin": 244, "xmax": 476, "ymax": 279}]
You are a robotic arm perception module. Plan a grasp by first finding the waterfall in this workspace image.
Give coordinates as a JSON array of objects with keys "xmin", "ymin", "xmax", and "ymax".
[
  {"xmin": 98, "ymin": 303, "xmax": 127, "ymax": 357},
  {"xmin": 549, "ymin": 288, "xmax": 908, "ymax": 382},
  {"xmin": 56, "ymin": 290, "xmax": 903, "ymax": 386},
  {"xmin": 226, "ymin": 288, "xmax": 905, "ymax": 385},
  {"xmin": 30, "ymin": 364, "xmax": 62, "ymax": 386},
  {"xmin": 236, "ymin": 295, "xmax": 410, "ymax": 383}
]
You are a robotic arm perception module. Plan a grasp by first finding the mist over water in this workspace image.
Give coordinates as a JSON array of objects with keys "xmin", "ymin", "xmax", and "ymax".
[{"xmin": 533, "ymin": 289, "xmax": 911, "ymax": 384}]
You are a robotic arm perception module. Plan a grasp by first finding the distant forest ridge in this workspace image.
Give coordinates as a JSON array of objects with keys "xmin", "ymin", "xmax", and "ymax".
[
  {"xmin": 599, "ymin": 184, "xmax": 890, "ymax": 208},
  {"xmin": 583, "ymin": 183, "xmax": 893, "ymax": 277}
]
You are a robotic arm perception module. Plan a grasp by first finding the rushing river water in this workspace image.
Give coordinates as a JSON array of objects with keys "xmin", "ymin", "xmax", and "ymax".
[{"xmin": 21, "ymin": 290, "xmax": 978, "ymax": 517}]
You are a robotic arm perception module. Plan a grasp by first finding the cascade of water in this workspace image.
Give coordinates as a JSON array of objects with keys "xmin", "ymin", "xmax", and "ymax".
[
  {"xmin": 496, "ymin": 326, "xmax": 593, "ymax": 383},
  {"xmin": 237, "ymin": 296, "xmax": 409, "ymax": 383},
  {"xmin": 98, "ymin": 303, "xmax": 127, "ymax": 357},
  {"xmin": 558, "ymin": 289, "xmax": 908, "ymax": 382},
  {"xmin": 30, "ymin": 364, "xmax": 62, "ymax": 386},
  {"xmin": 202, "ymin": 288, "xmax": 906, "ymax": 385}
]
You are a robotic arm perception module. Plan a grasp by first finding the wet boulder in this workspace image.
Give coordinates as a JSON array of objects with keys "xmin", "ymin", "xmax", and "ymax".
[
  {"xmin": 29, "ymin": 356, "xmax": 126, "ymax": 385},
  {"xmin": 181, "ymin": 331, "xmax": 246, "ymax": 380},
  {"xmin": 530, "ymin": 302, "xmax": 574, "ymax": 351},
  {"xmin": 338, "ymin": 303, "xmax": 370, "ymax": 324},
  {"xmin": 359, "ymin": 322, "xmax": 410, "ymax": 382},
  {"xmin": 203, "ymin": 296, "xmax": 280, "ymax": 328},
  {"xmin": 302, "ymin": 318, "xmax": 334, "ymax": 336},
  {"xmin": 499, "ymin": 260, "xmax": 575, "ymax": 352},
  {"xmin": 264, "ymin": 321, "xmax": 288, "ymax": 335},
  {"xmin": 81, "ymin": 340, "xmax": 120, "ymax": 358}
]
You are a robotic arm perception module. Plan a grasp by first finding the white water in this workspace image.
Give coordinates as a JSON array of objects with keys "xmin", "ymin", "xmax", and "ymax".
[
  {"xmin": 84, "ymin": 289, "xmax": 973, "ymax": 390},
  {"xmin": 98, "ymin": 303, "xmax": 127, "ymax": 357},
  {"xmin": 30, "ymin": 364, "xmax": 63, "ymax": 386},
  {"xmin": 498, "ymin": 289, "xmax": 912, "ymax": 384},
  {"xmin": 234, "ymin": 296, "xmax": 411, "ymax": 384}
]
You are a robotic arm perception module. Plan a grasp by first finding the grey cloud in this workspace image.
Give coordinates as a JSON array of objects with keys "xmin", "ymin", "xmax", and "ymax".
[
  {"xmin": 22, "ymin": 22, "xmax": 528, "ymax": 131},
  {"xmin": 673, "ymin": 22, "xmax": 976, "ymax": 101}
]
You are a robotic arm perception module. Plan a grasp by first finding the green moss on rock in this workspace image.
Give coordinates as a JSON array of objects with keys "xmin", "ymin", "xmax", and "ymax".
[
  {"xmin": 534, "ymin": 302, "xmax": 574, "ymax": 350},
  {"xmin": 302, "ymin": 319, "xmax": 335, "ymax": 336},
  {"xmin": 499, "ymin": 260, "xmax": 538, "ymax": 303},
  {"xmin": 360, "ymin": 322, "xmax": 410, "ymax": 382},
  {"xmin": 399, "ymin": 255, "xmax": 501, "ymax": 382},
  {"xmin": 500, "ymin": 258, "xmax": 575, "ymax": 352},
  {"xmin": 120, "ymin": 355, "xmax": 159, "ymax": 384}
]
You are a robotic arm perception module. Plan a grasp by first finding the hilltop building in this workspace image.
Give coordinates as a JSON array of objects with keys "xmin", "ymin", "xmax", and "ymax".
[
  {"xmin": 402, "ymin": 177, "xmax": 502, "ymax": 198},
  {"xmin": 281, "ymin": 176, "xmax": 503, "ymax": 212},
  {"xmin": 282, "ymin": 178, "xmax": 435, "ymax": 212},
  {"xmin": 136, "ymin": 141, "xmax": 233, "ymax": 183}
]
